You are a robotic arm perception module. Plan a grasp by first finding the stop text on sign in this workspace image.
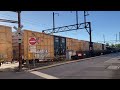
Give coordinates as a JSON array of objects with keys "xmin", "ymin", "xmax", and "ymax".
[{"xmin": 29, "ymin": 37, "xmax": 37, "ymax": 45}]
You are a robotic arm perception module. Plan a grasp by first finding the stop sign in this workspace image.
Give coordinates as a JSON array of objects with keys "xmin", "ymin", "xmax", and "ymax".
[{"xmin": 29, "ymin": 37, "xmax": 37, "ymax": 45}]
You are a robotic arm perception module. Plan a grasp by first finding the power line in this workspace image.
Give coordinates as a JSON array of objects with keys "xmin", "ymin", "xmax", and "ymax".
[
  {"xmin": 0, "ymin": 13, "xmax": 50, "ymax": 31},
  {"xmin": 0, "ymin": 12, "xmax": 43, "ymax": 27}
]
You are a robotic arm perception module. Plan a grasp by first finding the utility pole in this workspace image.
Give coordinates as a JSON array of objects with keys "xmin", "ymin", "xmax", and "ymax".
[
  {"xmin": 103, "ymin": 34, "xmax": 105, "ymax": 43},
  {"xmin": 53, "ymin": 12, "xmax": 55, "ymax": 32},
  {"xmin": 53, "ymin": 12, "xmax": 59, "ymax": 33},
  {"xmin": 76, "ymin": 11, "xmax": 78, "ymax": 29},
  {"xmin": 18, "ymin": 11, "xmax": 22, "ymax": 71},
  {"xmin": 84, "ymin": 11, "xmax": 93, "ymax": 56},
  {"xmin": 89, "ymin": 22, "xmax": 93, "ymax": 56},
  {"xmin": 70, "ymin": 11, "xmax": 79, "ymax": 29},
  {"xmin": 84, "ymin": 11, "xmax": 89, "ymax": 27},
  {"xmin": 116, "ymin": 34, "xmax": 117, "ymax": 42},
  {"xmin": 84, "ymin": 11, "xmax": 86, "ymax": 25},
  {"xmin": 119, "ymin": 32, "xmax": 120, "ymax": 42}
]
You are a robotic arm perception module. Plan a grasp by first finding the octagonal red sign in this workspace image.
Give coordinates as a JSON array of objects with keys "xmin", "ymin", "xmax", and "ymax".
[{"xmin": 29, "ymin": 37, "xmax": 37, "ymax": 45}]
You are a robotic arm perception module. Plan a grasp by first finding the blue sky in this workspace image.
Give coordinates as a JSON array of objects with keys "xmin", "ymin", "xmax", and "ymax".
[{"xmin": 0, "ymin": 11, "xmax": 120, "ymax": 44}]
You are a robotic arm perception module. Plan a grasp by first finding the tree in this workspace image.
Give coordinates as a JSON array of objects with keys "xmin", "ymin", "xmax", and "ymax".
[
  {"xmin": 115, "ymin": 44, "xmax": 120, "ymax": 48},
  {"xmin": 111, "ymin": 44, "xmax": 115, "ymax": 48}
]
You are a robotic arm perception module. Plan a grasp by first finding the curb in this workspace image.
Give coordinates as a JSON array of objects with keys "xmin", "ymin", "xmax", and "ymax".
[{"xmin": 27, "ymin": 55, "xmax": 104, "ymax": 72}]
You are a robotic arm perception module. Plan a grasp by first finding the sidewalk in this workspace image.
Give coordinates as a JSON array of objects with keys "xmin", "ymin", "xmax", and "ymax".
[
  {"xmin": 1, "ymin": 55, "xmax": 120, "ymax": 73},
  {"xmin": 0, "ymin": 62, "xmax": 19, "ymax": 72}
]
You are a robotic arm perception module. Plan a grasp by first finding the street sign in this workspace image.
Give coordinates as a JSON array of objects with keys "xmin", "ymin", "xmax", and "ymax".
[{"xmin": 29, "ymin": 37, "xmax": 37, "ymax": 45}]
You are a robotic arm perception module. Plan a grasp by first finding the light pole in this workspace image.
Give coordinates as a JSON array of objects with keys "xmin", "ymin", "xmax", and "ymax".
[{"xmin": 53, "ymin": 12, "xmax": 59, "ymax": 33}]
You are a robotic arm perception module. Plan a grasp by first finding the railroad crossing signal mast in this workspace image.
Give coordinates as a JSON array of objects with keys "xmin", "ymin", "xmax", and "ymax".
[
  {"xmin": 13, "ymin": 11, "xmax": 22, "ymax": 71},
  {"xmin": 42, "ymin": 11, "xmax": 93, "ymax": 56},
  {"xmin": 17, "ymin": 11, "xmax": 22, "ymax": 71},
  {"xmin": 12, "ymin": 11, "xmax": 22, "ymax": 71}
]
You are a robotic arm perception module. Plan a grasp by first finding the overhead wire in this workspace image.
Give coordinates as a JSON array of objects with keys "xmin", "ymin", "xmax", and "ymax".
[
  {"xmin": 0, "ymin": 12, "xmax": 42, "ymax": 26},
  {"xmin": 0, "ymin": 12, "xmax": 51, "ymax": 32},
  {"xmin": 0, "ymin": 11, "xmax": 85, "ymax": 36}
]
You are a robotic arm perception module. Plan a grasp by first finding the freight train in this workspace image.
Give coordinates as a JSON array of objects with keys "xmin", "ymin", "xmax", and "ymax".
[
  {"xmin": 0, "ymin": 25, "xmax": 119, "ymax": 63},
  {"xmin": 12, "ymin": 29, "xmax": 107, "ymax": 62},
  {"xmin": 0, "ymin": 25, "xmax": 13, "ymax": 63}
]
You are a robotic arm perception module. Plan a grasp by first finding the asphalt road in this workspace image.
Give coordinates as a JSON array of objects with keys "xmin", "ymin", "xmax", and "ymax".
[
  {"xmin": 0, "ymin": 71, "xmax": 44, "ymax": 79},
  {"xmin": 1, "ymin": 52, "xmax": 120, "ymax": 79},
  {"xmin": 37, "ymin": 52, "xmax": 120, "ymax": 79}
]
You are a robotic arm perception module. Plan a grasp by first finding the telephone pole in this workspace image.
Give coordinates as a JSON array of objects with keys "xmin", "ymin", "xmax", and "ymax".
[
  {"xmin": 76, "ymin": 11, "xmax": 78, "ymax": 29},
  {"xmin": 103, "ymin": 34, "xmax": 105, "ymax": 43},
  {"xmin": 119, "ymin": 32, "xmax": 120, "ymax": 42},
  {"xmin": 53, "ymin": 12, "xmax": 55, "ymax": 32},
  {"xmin": 89, "ymin": 22, "xmax": 93, "ymax": 56},
  {"xmin": 53, "ymin": 12, "xmax": 59, "ymax": 33},
  {"xmin": 116, "ymin": 34, "xmax": 117, "ymax": 42},
  {"xmin": 18, "ymin": 11, "xmax": 22, "ymax": 71}
]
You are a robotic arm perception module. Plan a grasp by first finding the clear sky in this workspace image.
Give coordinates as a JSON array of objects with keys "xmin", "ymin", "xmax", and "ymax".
[{"xmin": 0, "ymin": 11, "xmax": 120, "ymax": 44}]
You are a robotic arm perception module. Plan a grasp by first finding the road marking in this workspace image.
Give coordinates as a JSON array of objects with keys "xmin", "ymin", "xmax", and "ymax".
[
  {"xmin": 107, "ymin": 65, "xmax": 120, "ymax": 70},
  {"xmin": 104, "ymin": 57, "xmax": 120, "ymax": 63},
  {"xmin": 30, "ymin": 71, "xmax": 59, "ymax": 79}
]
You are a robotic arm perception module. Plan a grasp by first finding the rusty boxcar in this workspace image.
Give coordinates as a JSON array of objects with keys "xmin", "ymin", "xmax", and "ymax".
[
  {"xmin": 13, "ymin": 30, "xmax": 55, "ymax": 61},
  {"xmin": 12, "ymin": 29, "xmax": 107, "ymax": 61},
  {"xmin": 0, "ymin": 25, "xmax": 13, "ymax": 62}
]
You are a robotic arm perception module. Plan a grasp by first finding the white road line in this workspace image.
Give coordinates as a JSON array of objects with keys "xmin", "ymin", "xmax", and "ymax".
[{"xmin": 30, "ymin": 71, "xmax": 59, "ymax": 79}]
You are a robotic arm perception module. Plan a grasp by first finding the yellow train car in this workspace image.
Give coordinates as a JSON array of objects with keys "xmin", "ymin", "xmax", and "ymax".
[
  {"xmin": 0, "ymin": 25, "xmax": 13, "ymax": 62},
  {"xmin": 12, "ymin": 30, "xmax": 54, "ymax": 61}
]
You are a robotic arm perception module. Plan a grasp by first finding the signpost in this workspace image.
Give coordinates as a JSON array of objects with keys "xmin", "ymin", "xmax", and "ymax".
[
  {"xmin": 18, "ymin": 11, "xmax": 22, "ymax": 71},
  {"xmin": 13, "ymin": 11, "xmax": 23, "ymax": 71},
  {"xmin": 29, "ymin": 37, "xmax": 37, "ymax": 67}
]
